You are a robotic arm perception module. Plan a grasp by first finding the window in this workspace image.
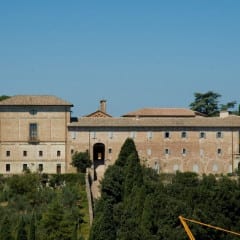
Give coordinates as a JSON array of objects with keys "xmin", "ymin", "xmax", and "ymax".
[
  {"xmin": 108, "ymin": 148, "xmax": 112, "ymax": 154},
  {"xmin": 193, "ymin": 164, "xmax": 199, "ymax": 173},
  {"xmin": 199, "ymin": 132, "xmax": 206, "ymax": 139},
  {"xmin": 181, "ymin": 131, "xmax": 187, "ymax": 138},
  {"xmin": 6, "ymin": 164, "xmax": 10, "ymax": 172},
  {"xmin": 91, "ymin": 131, "xmax": 96, "ymax": 139},
  {"xmin": 213, "ymin": 164, "xmax": 218, "ymax": 172},
  {"xmin": 164, "ymin": 132, "xmax": 170, "ymax": 138},
  {"xmin": 23, "ymin": 151, "xmax": 27, "ymax": 157},
  {"xmin": 165, "ymin": 148, "xmax": 170, "ymax": 155},
  {"xmin": 173, "ymin": 164, "xmax": 179, "ymax": 172},
  {"xmin": 108, "ymin": 132, "xmax": 113, "ymax": 139},
  {"xmin": 29, "ymin": 123, "xmax": 38, "ymax": 140},
  {"xmin": 130, "ymin": 131, "xmax": 136, "ymax": 139},
  {"xmin": 39, "ymin": 151, "xmax": 43, "ymax": 157},
  {"xmin": 147, "ymin": 131, "xmax": 153, "ymax": 140},
  {"xmin": 71, "ymin": 131, "xmax": 76, "ymax": 139},
  {"xmin": 38, "ymin": 164, "xmax": 43, "ymax": 172},
  {"xmin": 23, "ymin": 164, "xmax": 28, "ymax": 171},
  {"xmin": 147, "ymin": 149, "xmax": 152, "ymax": 156},
  {"xmin": 56, "ymin": 164, "xmax": 61, "ymax": 174},
  {"xmin": 6, "ymin": 151, "xmax": 10, "ymax": 157},
  {"xmin": 154, "ymin": 162, "xmax": 160, "ymax": 174},
  {"xmin": 217, "ymin": 148, "xmax": 222, "ymax": 155},
  {"xmin": 182, "ymin": 148, "xmax": 187, "ymax": 155},
  {"xmin": 71, "ymin": 149, "xmax": 74, "ymax": 154},
  {"xmin": 57, "ymin": 150, "xmax": 61, "ymax": 157},
  {"xmin": 216, "ymin": 131, "xmax": 223, "ymax": 138}
]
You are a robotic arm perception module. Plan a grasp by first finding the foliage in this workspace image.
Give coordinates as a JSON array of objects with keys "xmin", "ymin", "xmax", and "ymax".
[
  {"xmin": 0, "ymin": 95, "xmax": 10, "ymax": 101},
  {"xmin": 115, "ymin": 137, "xmax": 138, "ymax": 167},
  {"xmin": 16, "ymin": 217, "xmax": 28, "ymax": 240},
  {"xmin": 72, "ymin": 151, "xmax": 92, "ymax": 173},
  {"xmin": 0, "ymin": 173, "xmax": 89, "ymax": 240},
  {"xmin": 189, "ymin": 91, "xmax": 237, "ymax": 116},
  {"xmin": 189, "ymin": 91, "xmax": 221, "ymax": 116},
  {"xmin": 0, "ymin": 215, "xmax": 14, "ymax": 240},
  {"xmin": 90, "ymin": 139, "xmax": 240, "ymax": 240}
]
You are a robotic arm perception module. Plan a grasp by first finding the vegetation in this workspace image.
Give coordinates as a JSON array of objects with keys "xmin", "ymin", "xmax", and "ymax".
[
  {"xmin": 72, "ymin": 151, "xmax": 92, "ymax": 173},
  {"xmin": 189, "ymin": 91, "xmax": 237, "ymax": 116},
  {"xmin": 0, "ymin": 173, "xmax": 90, "ymax": 240},
  {"xmin": 0, "ymin": 95, "xmax": 10, "ymax": 101},
  {"xmin": 90, "ymin": 138, "xmax": 240, "ymax": 240}
]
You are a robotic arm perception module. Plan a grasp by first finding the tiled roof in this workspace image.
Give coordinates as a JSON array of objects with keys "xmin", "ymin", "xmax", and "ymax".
[
  {"xmin": 0, "ymin": 95, "xmax": 73, "ymax": 106},
  {"xmin": 122, "ymin": 108, "xmax": 201, "ymax": 117},
  {"xmin": 69, "ymin": 115, "xmax": 240, "ymax": 128}
]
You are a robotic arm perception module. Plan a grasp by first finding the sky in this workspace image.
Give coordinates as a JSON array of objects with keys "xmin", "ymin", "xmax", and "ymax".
[{"xmin": 0, "ymin": 1, "xmax": 240, "ymax": 117}]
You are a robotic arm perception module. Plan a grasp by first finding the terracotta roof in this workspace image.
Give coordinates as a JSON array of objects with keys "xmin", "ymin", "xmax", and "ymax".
[
  {"xmin": 0, "ymin": 95, "xmax": 73, "ymax": 106},
  {"xmin": 122, "ymin": 108, "xmax": 202, "ymax": 117},
  {"xmin": 69, "ymin": 115, "xmax": 240, "ymax": 128}
]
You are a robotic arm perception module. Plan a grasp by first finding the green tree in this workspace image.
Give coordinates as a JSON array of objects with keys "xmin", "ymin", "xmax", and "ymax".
[
  {"xmin": 40, "ymin": 200, "xmax": 74, "ymax": 240},
  {"xmin": 220, "ymin": 101, "xmax": 237, "ymax": 111},
  {"xmin": 189, "ymin": 91, "xmax": 221, "ymax": 116},
  {"xmin": 16, "ymin": 216, "xmax": 28, "ymax": 240},
  {"xmin": 115, "ymin": 138, "xmax": 138, "ymax": 167},
  {"xmin": 29, "ymin": 213, "xmax": 36, "ymax": 240},
  {"xmin": 123, "ymin": 151, "xmax": 143, "ymax": 197},
  {"xmin": 101, "ymin": 165, "xmax": 124, "ymax": 204},
  {"xmin": 190, "ymin": 91, "xmax": 237, "ymax": 116},
  {"xmin": 0, "ymin": 215, "xmax": 14, "ymax": 240},
  {"xmin": 71, "ymin": 151, "xmax": 92, "ymax": 173},
  {"xmin": 89, "ymin": 201, "xmax": 116, "ymax": 240},
  {"xmin": 0, "ymin": 95, "xmax": 10, "ymax": 101}
]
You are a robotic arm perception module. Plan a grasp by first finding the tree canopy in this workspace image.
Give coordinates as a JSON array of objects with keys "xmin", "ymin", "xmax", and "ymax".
[
  {"xmin": 71, "ymin": 151, "xmax": 92, "ymax": 173},
  {"xmin": 90, "ymin": 138, "xmax": 240, "ymax": 240},
  {"xmin": 189, "ymin": 91, "xmax": 237, "ymax": 116},
  {"xmin": 0, "ymin": 95, "xmax": 10, "ymax": 101}
]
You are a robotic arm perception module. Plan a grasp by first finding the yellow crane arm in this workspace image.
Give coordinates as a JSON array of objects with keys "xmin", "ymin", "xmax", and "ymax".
[
  {"xmin": 179, "ymin": 216, "xmax": 196, "ymax": 240},
  {"xmin": 179, "ymin": 215, "xmax": 240, "ymax": 239}
]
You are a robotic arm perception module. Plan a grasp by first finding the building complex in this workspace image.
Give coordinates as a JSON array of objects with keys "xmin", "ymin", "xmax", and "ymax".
[{"xmin": 0, "ymin": 95, "xmax": 240, "ymax": 175}]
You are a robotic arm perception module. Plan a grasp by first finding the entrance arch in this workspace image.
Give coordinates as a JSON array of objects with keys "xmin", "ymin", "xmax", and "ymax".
[{"xmin": 93, "ymin": 143, "xmax": 105, "ymax": 167}]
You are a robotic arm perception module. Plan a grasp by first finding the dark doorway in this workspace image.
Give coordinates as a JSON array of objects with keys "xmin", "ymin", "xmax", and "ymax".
[
  {"xmin": 93, "ymin": 143, "xmax": 105, "ymax": 166},
  {"xmin": 93, "ymin": 143, "xmax": 105, "ymax": 180},
  {"xmin": 56, "ymin": 164, "xmax": 61, "ymax": 174}
]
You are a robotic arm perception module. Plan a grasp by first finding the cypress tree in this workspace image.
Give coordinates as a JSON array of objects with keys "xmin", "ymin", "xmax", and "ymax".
[
  {"xmin": 0, "ymin": 215, "xmax": 14, "ymax": 240},
  {"xmin": 29, "ymin": 213, "xmax": 36, "ymax": 240},
  {"xmin": 16, "ymin": 216, "xmax": 28, "ymax": 240},
  {"xmin": 115, "ymin": 138, "xmax": 138, "ymax": 167},
  {"xmin": 123, "ymin": 151, "xmax": 143, "ymax": 197},
  {"xmin": 89, "ymin": 201, "xmax": 116, "ymax": 240}
]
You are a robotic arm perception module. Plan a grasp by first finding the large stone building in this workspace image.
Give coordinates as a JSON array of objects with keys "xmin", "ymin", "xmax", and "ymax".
[
  {"xmin": 1, "ymin": 95, "xmax": 240, "ymax": 175},
  {"xmin": 0, "ymin": 95, "xmax": 72, "ymax": 174}
]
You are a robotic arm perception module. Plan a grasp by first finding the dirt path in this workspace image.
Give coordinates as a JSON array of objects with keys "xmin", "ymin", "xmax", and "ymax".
[{"xmin": 91, "ymin": 165, "xmax": 106, "ymax": 199}]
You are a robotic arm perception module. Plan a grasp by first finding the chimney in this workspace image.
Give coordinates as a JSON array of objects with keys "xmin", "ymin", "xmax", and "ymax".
[
  {"xmin": 220, "ymin": 110, "xmax": 229, "ymax": 118},
  {"xmin": 100, "ymin": 99, "xmax": 107, "ymax": 113}
]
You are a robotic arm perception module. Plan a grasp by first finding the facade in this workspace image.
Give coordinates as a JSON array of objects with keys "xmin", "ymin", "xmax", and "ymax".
[
  {"xmin": 1, "ymin": 95, "xmax": 240, "ymax": 175},
  {"xmin": 0, "ymin": 95, "xmax": 72, "ymax": 174}
]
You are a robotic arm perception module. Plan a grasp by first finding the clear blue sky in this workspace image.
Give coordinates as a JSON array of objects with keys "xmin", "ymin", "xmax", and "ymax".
[{"xmin": 0, "ymin": 1, "xmax": 239, "ymax": 116}]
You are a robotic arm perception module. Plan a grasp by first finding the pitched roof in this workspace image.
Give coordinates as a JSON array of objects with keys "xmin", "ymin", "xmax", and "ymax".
[
  {"xmin": 69, "ymin": 115, "xmax": 240, "ymax": 128},
  {"xmin": 122, "ymin": 108, "xmax": 201, "ymax": 117},
  {"xmin": 0, "ymin": 95, "xmax": 73, "ymax": 106},
  {"xmin": 85, "ymin": 110, "xmax": 112, "ymax": 118}
]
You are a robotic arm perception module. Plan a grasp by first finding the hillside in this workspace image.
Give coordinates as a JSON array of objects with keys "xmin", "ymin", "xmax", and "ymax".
[{"xmin": 0, "ymin": 173, "xmax": 90, "ymax": 240}]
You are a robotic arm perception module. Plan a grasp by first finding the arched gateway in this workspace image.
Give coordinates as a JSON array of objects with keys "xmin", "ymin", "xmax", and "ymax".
[{"xmin": 93, "ymin": 143, "xmax": 105, "ymax": 168}]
